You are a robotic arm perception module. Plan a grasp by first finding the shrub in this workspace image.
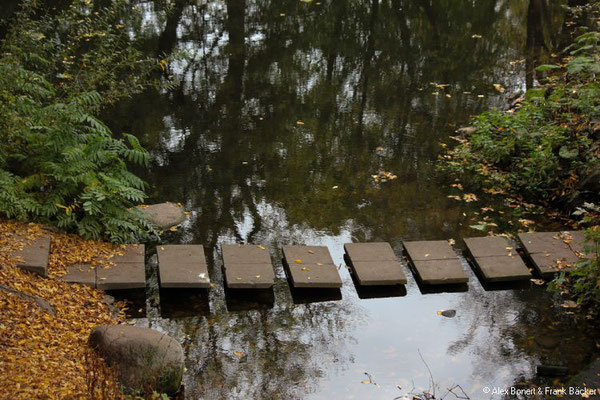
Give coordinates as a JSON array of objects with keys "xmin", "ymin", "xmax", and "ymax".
[{"xmin": 0, "ymin": 0, "xmax": 162, "ymax": 242}]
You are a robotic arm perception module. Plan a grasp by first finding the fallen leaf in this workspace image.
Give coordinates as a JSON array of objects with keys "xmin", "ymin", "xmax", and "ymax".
[
  {"xmin": 233, "ymin": 351, "xmax": 246, "ymax": 358},
  {"xmin": 295, "ymin": 259, "xmax": 302, "ymax": 264},
  {"xmin": 437, "ymin": 309, "xmax": 456, "ymax": 318},
  {"xmin": 561, "ymin": 300, "xmax": 578, "ymax": 308}
]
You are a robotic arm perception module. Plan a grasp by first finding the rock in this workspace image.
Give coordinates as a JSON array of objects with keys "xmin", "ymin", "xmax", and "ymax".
[
  {"xmin": 138, "ymin": 202, "xmax": 186, "ymax": 229},
  {"xmin": 457, "ymin": 126, "xmax": 477, "ymax": 135},
  {"xmin": 89, "ymin": 325, "xmax": 184, "ymax": 395}
]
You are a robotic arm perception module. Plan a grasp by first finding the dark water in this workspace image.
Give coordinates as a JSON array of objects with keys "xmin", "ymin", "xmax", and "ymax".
[{"xmin": 95, "ymin": 1, "xmax": 600, "ymax": 399}]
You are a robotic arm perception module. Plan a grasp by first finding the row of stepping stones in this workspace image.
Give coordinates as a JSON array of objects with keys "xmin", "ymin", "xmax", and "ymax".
[{"xmin": 11, "ymin": 231, "xmax": 589, "ymax": 291}]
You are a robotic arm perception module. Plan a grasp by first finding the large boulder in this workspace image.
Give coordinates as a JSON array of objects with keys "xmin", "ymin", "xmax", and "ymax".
[
  {"xmin": 138, "ymin": 202, "xmax": 186, "ymax": 229},
  {"xmin": 89, "ymin": 325, "xmax": 184, "ymax": 395}
]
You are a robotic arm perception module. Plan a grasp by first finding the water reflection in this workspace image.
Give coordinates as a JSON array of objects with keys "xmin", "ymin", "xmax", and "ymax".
[{"xmin": 95, "ymin": 0, "xmax": 600, "ymax": 398}]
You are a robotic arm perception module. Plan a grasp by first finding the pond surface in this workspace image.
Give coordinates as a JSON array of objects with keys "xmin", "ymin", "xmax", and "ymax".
[{"xmin": 100, "ymin": 1, "xmax": 600, "ymax": 398}]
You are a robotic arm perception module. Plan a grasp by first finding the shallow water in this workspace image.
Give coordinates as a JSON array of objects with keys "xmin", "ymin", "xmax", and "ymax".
[{"xmin": 100, "ymin": 1, "xmax": 600, "ymax": 398}]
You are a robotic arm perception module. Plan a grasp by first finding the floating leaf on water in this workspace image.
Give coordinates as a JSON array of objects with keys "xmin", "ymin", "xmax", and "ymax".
[
  {"xmin": 470, "ymin": 224, "xmax": 487, "ymax": 231},
  {"xmin": 296, "ymin": 120, "xmax": 305, "ymax": 125},
  {"xmin": 472, "ymin": 34, "xmax": 482, "ymax": 39},
  {"xmin": 332, "ymin": 185, "xmax": 339, "ymax": 189},
  {"xmin": 437, "ymin": 309, "xmax": 457, "ymax": 318}
]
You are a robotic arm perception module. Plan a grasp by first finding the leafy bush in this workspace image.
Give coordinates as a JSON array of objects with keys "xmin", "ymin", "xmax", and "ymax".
[
  {"xmin": 0, "ymin": 0, "xmax": 162, "ymax": 242},
  {"xmin": 440, "ymin": 2, "xmax": 600, "ymax": 313}
]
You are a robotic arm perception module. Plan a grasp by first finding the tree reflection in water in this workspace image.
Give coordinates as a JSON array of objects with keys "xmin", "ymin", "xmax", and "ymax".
[{"xmin": 96, "ymin": 0, "xmax": 600, "ymax": 398}]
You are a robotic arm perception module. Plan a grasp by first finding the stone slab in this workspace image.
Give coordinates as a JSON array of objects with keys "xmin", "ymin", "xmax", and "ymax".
[
  {"xmin": 343, "ymin": 242, "xmax": 397, "ymax": 262},
  {"xmin": 222, "ymin": 244, "xmax": 272, "ymax": 265},
  {"xmin": 344, "ymin": 243, "xmax": 406, "ymax": 286},
  {"xmin": 567, "ymin": 230, "xmax": 588, "ymax": 255},
  {"xmin": 97, "ymin": 262, "xmax": 146, "ymax": 290},
  {"xmin": 283, "ymin": 246, "xmax": 342, "ymax": 288},
  {"xmin": 412, "ymin": 259, "xmax": 468, "ymax": 285},
  {"xmin": 463, "ymin": 236, "xmax": 516, "ymax": 258},
  {"xmin": 529, "ymin": 252, "xmax": 578, "ymax": 278},
  {"xmin": 97, "ymin": 245, "xmax": 146, "ymax": 290},
  {"xmin": 223, "ymin": 263, "xmax": 275, "ymax": 289},
  {"xmin": 518, "ymin": 231, "xmax": 586, "ymax": 277},
  {"xmin": 60, "ymin": 263, "xmax": 96, "ymax": 287},
  {"xmin": 403, "ymin": 240, "xmax": 457, "ymax": 261},
  {"xmin": 347, "ymin": 261, "xmax": 407, "ymax": 286},
  {"xmin": 110, "ymin": 244, "xmax": 145, "ymax": 264},
  {"xmin": 471, "ymin": 254, "xmax": 531, "ymax": 282},
  {"xmin": 221, "ymin": 244, "xmax": 274, "ymax": 289},
  {"xmin": 518, "ymin": 232, "xmax": 572, "ymax": 254},
  {"xmin": 138, "ymin": 202, "xmax": 186, "ymax": 229},
  {"xmin": 13, "ymin": 235, "xmax": 51, "ymax": 277},
  {"xmin": 157, "ymin": 245, "xmax": 209, "ymax": 288}
]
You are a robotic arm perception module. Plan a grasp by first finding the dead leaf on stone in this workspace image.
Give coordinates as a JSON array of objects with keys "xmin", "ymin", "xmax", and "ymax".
[{"xmin": 233, "ymin": 351, "xmax": 246, "ymax": 358}]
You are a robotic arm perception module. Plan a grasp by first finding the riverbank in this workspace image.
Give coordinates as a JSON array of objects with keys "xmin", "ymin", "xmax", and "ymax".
[
  {"xmin": 0, "ymin": 219, "xmax": 125, "ymax": 398},
  {"xmin": 440, "ymin": 1, "xmax": 600, "ymax": 313}
]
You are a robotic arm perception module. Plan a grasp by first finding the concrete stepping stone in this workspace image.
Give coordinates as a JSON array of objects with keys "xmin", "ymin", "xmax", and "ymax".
[
  {"xmin": 282, "ymin": 245, "xmax": 342, "ymax": 288},
  {"xmin": 343, "ymin": 242, "xmax": 406, "ymax": 285},
  {"xmin": 157, "ymin": 245, "xmax": 210, "ymax": 288},
  {"xmin": 464, "ymin": 237, "xmax": 531, "ymax": 282},
  {"xmin": 13, "ymin": 235, "xmax": 51, "ymax": 277},
  {"xmin": 221, "ymin": 244, "xmax": 275, "ymax": 289},
  {"xmin": 403, "ymin": 240, "xmax": 468, "ymax": 285},
  {"xmin": 60, "ymin": 263, "xmax": 96, "ymax": 287},
  {"xmin": 97, "ymin": 244, "xmax": 146, "ymax": 290},
  {"xmin": 518, "ymin": 231, "xmax": 584, "ymax": 278}
]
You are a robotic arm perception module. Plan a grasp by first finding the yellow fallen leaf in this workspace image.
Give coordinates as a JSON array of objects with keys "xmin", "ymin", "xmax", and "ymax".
[
  {"xmin": 169, "ymin": 226, "xmax": 178, "ymax": 232},
  {"xmin": 257, "ymin": 245, "xmax": 266, "ymax": 250},
  {"xmin": 361, "ymin": 380, "xmax": 371, "ymax": 384},
  {"xmin": 233, "ymin": 351, "xmax": 246, "ymax": 358},
  {"xmin": 295, "ymin": 259, "xmax": 302, "ymax": 264}
]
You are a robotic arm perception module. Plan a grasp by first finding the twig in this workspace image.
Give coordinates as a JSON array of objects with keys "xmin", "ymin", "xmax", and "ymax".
[
  {"xmin": 0, "ymin": 283, "xmax": 55, "ymax": 315},
  {"xmin": 417, "ymin": 348, "xmax": 435, "ymax": 397},
  {"xmin": 442, "ymin": 384, "xmax": 470, "ymax": 399}
]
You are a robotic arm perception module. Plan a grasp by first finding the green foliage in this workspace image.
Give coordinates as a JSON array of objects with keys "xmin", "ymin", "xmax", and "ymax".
[
  {"xmin": 441, "ymin": 9, "xmax": 600, "ymax": 205},
  {"xmin": 550, "ymin": 206, "xmax": 600, "ymax": 314},
  {"xmin": 0, "ymin": 0, "xmax": 163, "ymax": 242}
]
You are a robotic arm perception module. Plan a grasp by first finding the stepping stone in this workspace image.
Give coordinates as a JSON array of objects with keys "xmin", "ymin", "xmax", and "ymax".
[
  {"xmin": 403, "ymin": 240, "xmax": 468, "ymax": 285},
  {"xmin": 157, "ymin": 245, "xmax": 210, "ymax": 288},
  {"xmin": 282, "ymin": 245, "xmax": 342, "ymax": 288},
  {"xmin": 464, "ymin": 237, "xmax": 530, "ymax": 282},
  {"xmin": 60, "ymin": 264, "xmax": 96, "ymax": 287},
  {"xmin": 97, "ymin": 244, "xmax": 146, "ymax": 290},
  {"xmin": 138, "ymin": 202, "xmax": 186, "ymax": 229},
  {"xmin": 13, "ymin": 235, "xmax": 51, "ymax": 277},
  {"xmin": 222, "ymin": 244, "xmax": 274, "ymax": 289},
  {"xmin": 518, "ymin": 231, "xmax": 584, "ymax": 278},
  {"xmin": 343, "ymin": 242, "xmax": 406, "ymax": 285}
]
